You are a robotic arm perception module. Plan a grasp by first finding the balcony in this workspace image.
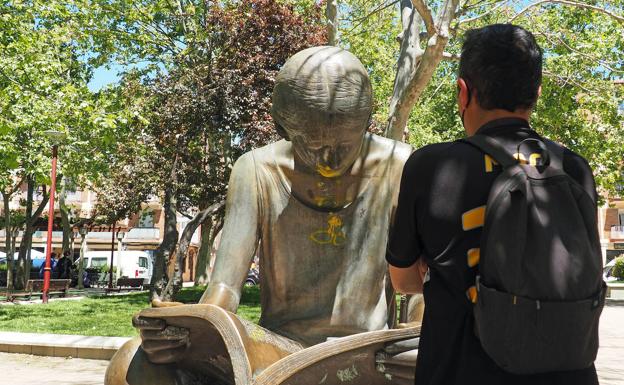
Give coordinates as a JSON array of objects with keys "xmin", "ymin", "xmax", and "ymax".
[
  {"xmin": 612, "ymin": 226, "xmax": 624, "ymax": 240},
  {"xmin": 125, "ymin": 228, "xmax": 161, "ymax": 240}
]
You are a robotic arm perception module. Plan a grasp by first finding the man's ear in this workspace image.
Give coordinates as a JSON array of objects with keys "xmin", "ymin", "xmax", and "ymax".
[
  {"xmin": 457, "ymin": 78, "xmax": 470, "ymax": 110},
  {"xmin": 275, "ymin": 123, "xmax": 290, "ymax": 141}
]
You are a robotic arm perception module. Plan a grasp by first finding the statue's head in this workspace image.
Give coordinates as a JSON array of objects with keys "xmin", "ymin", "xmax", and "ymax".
[{"xmin": 272, "ymin": 46, "xmax": 373, "ymax": 178}]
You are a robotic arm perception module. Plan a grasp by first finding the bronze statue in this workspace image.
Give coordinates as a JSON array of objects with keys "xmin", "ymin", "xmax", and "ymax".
[{"xmin": 105, "ymin": 46, "xmax": 419, "ymax": 385}]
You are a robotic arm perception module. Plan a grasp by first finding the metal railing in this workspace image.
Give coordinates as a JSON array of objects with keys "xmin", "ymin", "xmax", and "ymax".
[{"xmin": 125, "ymin": 227, "xmax": 160, "ymax": 240}]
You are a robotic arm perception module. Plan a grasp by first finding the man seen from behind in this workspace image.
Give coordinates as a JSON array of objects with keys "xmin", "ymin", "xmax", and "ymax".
[{"xmin": 387, "ymin": 24, "xmax": 603, "ymax": 385}]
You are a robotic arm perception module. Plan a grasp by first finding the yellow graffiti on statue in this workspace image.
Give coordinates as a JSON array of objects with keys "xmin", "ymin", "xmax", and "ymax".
[{"xmin": 310, "ymin": 213, "xmax": 346, "ymax": 246}]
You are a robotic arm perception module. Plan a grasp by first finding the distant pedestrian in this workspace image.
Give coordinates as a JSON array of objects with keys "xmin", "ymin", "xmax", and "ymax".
[
  {"xmin": 39, "ymin": 252, "xmax": 58, "ymax": 279},
  {"xmin": 56, "ymin": 251, "xmax": 72, "ymax": 279}
]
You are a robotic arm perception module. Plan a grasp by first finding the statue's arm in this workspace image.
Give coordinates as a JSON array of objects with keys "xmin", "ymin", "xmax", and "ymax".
[{"xmin": 199, "ymin": 152, "xmax": 261, "ymax": 313}]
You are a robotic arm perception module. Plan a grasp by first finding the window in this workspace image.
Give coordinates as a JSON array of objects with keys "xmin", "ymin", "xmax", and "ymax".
[
  {"xmin": 90, "ymin": 257, "xmax": 108, "ymax": 268},
  {"xmin": 139, "ymin": 257, "xmax": 148, "ymax": 268},
  {"xmin": 619, "ymin": 212, "xmax": 624, "ymax": 226}
]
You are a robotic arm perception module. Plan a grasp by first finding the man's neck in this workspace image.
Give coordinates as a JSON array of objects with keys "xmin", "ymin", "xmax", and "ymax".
[{"xmin": 465, "ymin": 109, "xmax": 531, "ymax": 136}]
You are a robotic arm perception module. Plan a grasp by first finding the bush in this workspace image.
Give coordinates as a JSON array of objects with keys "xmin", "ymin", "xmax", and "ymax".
[
  {"xmin": 613, "ymin": 256, "xmax": 624, "ymax": 281},
  {"xmin": 0, "ymin": 263, "xmax": 6, "ymax": 272}
]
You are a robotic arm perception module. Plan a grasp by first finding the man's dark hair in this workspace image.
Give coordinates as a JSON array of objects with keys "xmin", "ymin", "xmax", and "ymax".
[{"xmin": 459, "ymin": 24, "xmax": 543, "ymax": 112}]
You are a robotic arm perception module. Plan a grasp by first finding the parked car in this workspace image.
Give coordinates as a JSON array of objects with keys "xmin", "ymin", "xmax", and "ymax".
[
  {"xmin": 245, "ymin": 267, "xmax": 260, "ymax": 286},
  {"xmin": 604, "ymin": 258, "xmax": 620, "ymax": 282},
  {"xmin": 75, "ymin": 250, "xmax": 153, "ymax": 284}
]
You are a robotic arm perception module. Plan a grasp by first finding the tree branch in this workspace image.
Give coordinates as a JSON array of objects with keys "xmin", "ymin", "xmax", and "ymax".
[
  {"xmin": 412, "ymin": 0, "xmax": 435, "ymax": 36},
  {"xmin": 326, "ymin": 0, "xmax": 339, "ymax": 45},
  {"xmin": 510, "ymin": 0, "xmax": 624, "ymax": 24},
  {"xmin": 442, "ymin": 52, "xmax": 461, "ymax": 61},
  {"xmin": 30, "ymin": 187, "xmax": 50, "ymax": 225},
  {"xmin": 458, "ymin": 0, "xmax": 511, "ymax": 24}
]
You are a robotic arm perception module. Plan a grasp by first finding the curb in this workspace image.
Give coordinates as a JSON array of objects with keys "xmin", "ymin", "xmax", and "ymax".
[{"xmin": 0, "ymin": 332, "xmax": 131, "ymax": 360}]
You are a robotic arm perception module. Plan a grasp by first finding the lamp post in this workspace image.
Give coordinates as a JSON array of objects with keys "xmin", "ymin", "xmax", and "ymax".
[
  {"xmin": 78, "ymin": 227, "xmax": 88, "ymax": 290},
  {"xmin": 108, "ymin": 223, "xmax": 116, "ymax": 289},
  {"xmin": 42, "ymin": 130, "xmax": 66, "ymax": 304},
  {"xmin": 116, "ymin": 230, "xmax": 124, "ymax": 280},
  {"xmin": 71, "ymin": 229, "xmax": 77, "ymax": 260}
]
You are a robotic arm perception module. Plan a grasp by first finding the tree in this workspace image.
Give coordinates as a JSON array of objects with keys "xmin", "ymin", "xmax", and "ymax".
[
  {"xmin": 89, "ymin": 0, "xmax": 326, "ymax": 300},
  {"xmin": 0, "ymin": 1, "xmax": 134, "ymax": 288},
  {"xmin": 339, "ymin": 0, "xmax": 624, "ymax": 197}
]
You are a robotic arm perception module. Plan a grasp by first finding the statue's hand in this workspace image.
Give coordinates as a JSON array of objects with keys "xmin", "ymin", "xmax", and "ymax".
[
  {"xmin": 375, "ymin": 337, "xmax": 418, "ymax": 385},
  {"xmin": 133, "ymin": 300, "xmax": 190, "ymax": 364}
]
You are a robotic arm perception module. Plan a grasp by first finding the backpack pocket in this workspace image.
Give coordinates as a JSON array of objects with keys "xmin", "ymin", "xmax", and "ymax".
[{"xmin": 474, "ymin": 280, "xmax": 605, "ymax": 375}]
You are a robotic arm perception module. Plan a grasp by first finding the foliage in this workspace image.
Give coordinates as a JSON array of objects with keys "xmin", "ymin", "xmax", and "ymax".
[
  {"xmin": 339, "ymin": 0, "xmax": 624, "ymax": 198},
  {"xmin": 92, "ymin": 0, "xmax": 326, "ymax": 220},
  {"xmin": 0, "ymin": 286, "xmax": 261, "ymax": 336},
  {"xmin": 613, "ymin": 256, "xmax": 624, "ymax": 281}
]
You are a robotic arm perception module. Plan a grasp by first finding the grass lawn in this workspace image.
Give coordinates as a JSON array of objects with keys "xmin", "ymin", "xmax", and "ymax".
[{"xmin": 0, "ymin": 285, "xmax": 261, "ymax": 337}]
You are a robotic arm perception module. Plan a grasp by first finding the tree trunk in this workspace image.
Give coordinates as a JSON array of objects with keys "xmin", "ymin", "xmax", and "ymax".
[
  {"xmin": 150, "ymin": 188, "xmax": 179, "ymax": 301},
  {"xmin": 162, "ymin": 201, "xmax": 224, "ymax": 299},
  {"xmin": 385, "ymin": 0, "xmax": 459, "ymax": 140},
  {"xmin": 194, "ymin": 217, "xmax": 213, "ymax": 286},
  {"xmin": 15, "ymin": 182, "xmax": 49, "ymax": 289},
  {"xmin": 326, "ymin": 0, "xmax": 339, "ymax": 46},
  {"xmin": 2, "ymin": 193, "xmax": 14, "ymax": 290}
]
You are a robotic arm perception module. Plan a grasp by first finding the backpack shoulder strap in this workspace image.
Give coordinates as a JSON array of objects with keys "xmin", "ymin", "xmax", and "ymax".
[
  {"xmin": 542, "ymin": 139, "xmax": 565, "ymax": 171},
  {"xmin": 459, "ymin": 135, "xmax": 517, "ymax": 168}
]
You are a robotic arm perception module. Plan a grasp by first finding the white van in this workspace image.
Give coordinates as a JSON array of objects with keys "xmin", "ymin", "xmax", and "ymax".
[{"xmin": 80, "ymin": 250, "xmax": 153, "ymax": 283}]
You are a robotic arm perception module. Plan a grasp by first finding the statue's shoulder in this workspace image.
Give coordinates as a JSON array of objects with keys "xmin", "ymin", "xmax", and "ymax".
[
  {"xmin": 367, "ymin": 134, "xmax": 412, "ymax": 165},
  {"xmin": 236, "ymin": 140, "xmax": 292, "ymax": 173}
]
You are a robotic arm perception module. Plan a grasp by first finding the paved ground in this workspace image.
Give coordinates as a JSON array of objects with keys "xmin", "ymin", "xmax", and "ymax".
[
  {"xmin": 0, "ymin": 352, "xmax": 109, "ymax": 384},
  {"xmin": 1, "ymin": 303, "xmax": 623, "ymax": 385},
  {"xmin": 597, "ymin": 301, "xmax": 624, "ymax": 385}
]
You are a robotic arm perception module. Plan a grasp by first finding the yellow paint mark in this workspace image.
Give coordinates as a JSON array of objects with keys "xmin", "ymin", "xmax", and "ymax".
[
  {"xmin": 467, "ymin": 248, "xmax": 480, "ymax": 267},
  {"xmin": 514, "ymin": 152, "xmax": 528, "ymax": 165},
  {"xmin": 310, "ymin": 214, "xmax": 346, "ymax": 246},
  {"xmin": 316, "ymin": 164, "xmax": 341, "ymax": 178},
  {"xmin": 249, "ymin": 327, "xmax": 266, "ymax": 342},
  {"xmin": 462, "ymin": 206, "xmax": 486, "ymax": 231},
  {"xmin": 529, "ymin": 153, "xmax": 542, "ymax": 166},
  {"xmin": 467, "ymin": 286, "xmax": 478, "ymax": 304},
  {"xmin": 484, "ymin": 155, "xmax": 498, "ymax": 173}
]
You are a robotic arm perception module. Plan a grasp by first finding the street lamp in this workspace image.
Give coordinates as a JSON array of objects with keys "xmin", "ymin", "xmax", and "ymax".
[
  {"xmin": 116, "ymin": 230, "xmax": 124, "ymax": 281},
  {"xmin": 42, "ymin": 130, "xmax": 67, "ymax": 304},
  {"xmin": 78, "ymin": 227, "xmax": 88, "ymax": 290},
  {"xmin": 108, "ymin": 224, "xmax": 116, "ymax": 289}
]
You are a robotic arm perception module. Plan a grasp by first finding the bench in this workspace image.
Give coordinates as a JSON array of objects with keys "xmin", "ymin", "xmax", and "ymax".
[
  {"xmin": 2, "ymin": 279, "xmax": 71, "ymax": 301},
  {"xmin": 105, "ymin": 277, "xmax": 145, "ymax": 293}
]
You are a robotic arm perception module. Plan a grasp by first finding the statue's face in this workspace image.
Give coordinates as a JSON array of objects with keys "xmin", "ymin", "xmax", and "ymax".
[
  {"xmin": 272, "ymin": 46, "xmax": 373, "ymax": 178},
  {"xmin": 289, "ymin": 123, "xmax": 366, "ymax": 178}
]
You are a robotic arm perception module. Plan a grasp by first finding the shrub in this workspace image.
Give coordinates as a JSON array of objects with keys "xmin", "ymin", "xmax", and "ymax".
[{"xmin": 613, "ymin": 256, "xmax": 624, "ymax": 281}]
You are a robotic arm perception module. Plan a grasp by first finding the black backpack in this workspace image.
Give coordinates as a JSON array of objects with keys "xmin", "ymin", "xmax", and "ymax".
[{"xmin": 461, "ymin": 134, "xmax": 606, "ymax": 375}]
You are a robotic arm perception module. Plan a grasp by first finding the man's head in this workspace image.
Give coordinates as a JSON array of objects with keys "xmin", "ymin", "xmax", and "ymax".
[
  {"xmin": 272, "ymin": 46, "xmax": 373, "ymax": 177},
  {"xmin": 457, "ymin": 24, "xmax": 543, "ymax": 135}
]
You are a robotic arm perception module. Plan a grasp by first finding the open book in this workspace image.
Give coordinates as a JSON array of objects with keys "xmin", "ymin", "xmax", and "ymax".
[{"xmin": 138, "ymin": 304, "xmax": 419, "ymax": 385}]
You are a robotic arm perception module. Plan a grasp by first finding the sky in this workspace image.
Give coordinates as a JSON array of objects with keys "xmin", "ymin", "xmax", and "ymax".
[{"xmin": 88, "ymin": 66, "xmax": 122, "ymax": 91}]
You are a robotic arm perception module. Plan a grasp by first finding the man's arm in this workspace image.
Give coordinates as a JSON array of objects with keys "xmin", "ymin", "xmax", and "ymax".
[
  {"xmin": 389, "ymin": 259, "xmax": 427, "ymax": 295},
  {"xmin": 386, "ymin": 151, "xmax": 425, "ymax": 291}
]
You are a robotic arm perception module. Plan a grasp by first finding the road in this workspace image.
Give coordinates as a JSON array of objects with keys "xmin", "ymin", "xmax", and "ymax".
[{"xmin": 1, "ymin": 302, "xmax": 623, "ymax": 385}]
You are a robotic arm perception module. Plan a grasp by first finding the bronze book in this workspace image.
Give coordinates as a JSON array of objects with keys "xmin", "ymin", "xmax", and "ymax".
[{"xmin": 138, "ymin": 304, "xmax": 419, "ymax": 385}]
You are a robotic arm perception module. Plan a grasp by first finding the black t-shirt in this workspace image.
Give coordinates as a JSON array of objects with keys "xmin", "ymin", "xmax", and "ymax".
[{"xmin": 387, "ymin": 118, "xmax": 599, "ymax": 385}]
